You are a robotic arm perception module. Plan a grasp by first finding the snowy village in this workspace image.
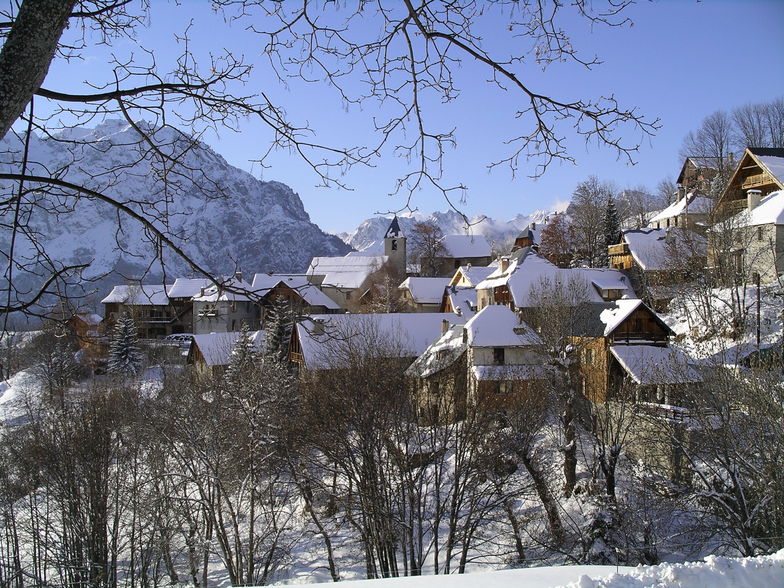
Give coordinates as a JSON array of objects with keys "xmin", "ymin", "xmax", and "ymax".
[{"xmin": 1, "ymin": 2, "xmax": 784, "ymax": 588}]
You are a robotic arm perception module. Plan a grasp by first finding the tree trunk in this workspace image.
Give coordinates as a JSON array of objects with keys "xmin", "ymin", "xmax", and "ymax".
[{"xmin": 0, "ymin": 0, "xmax": 76, "ymax": 140}]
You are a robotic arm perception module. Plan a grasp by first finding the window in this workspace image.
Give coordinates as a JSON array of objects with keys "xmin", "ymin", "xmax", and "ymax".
[
  {"xmin": 391, "ymin": 239, "xmax": 397, "ymax": 251},
  {"xmin": 583, "ymin": 348, "xmax": 594, "ymax": 364},
  {"xmin": 495, "ymin": 381, "xmax": 511, "ymax": 394},
  {"xmin": 454, "ymin": 259, "xmax": 461, "ymax": 269},
  {"xmin": 493, "ymin": 347, "xmax": 505, "ymax": 365},
  {"xmin": 758, "ymin": 226, "xmax": 764, "ymax": 242}
]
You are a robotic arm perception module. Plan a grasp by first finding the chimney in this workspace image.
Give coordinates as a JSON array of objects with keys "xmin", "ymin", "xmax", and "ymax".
[
  {"xmin": 312, "ymin": 318, "xmax": 325, "ymax": 335},
  {"xmin": 677, "ymin": 184, "xmax": 686, "ymax": 200},
  {"xmin": 747, "ymin": 189, "xmax": 762, "ymax": 211},
  {"xmin": 500, "ymin": 257, "xmax": 510, "ymax": 273},
  {"xmin": 531, "ymin": 222, "xmax": 536, "ymax": 230},
  {"xmin": 441, "ymin": 319, "xmax": 450, "ymax": 335},
  {"xmin": 234, "ymin": 270, "xmax": 243, "ymax": 282}
]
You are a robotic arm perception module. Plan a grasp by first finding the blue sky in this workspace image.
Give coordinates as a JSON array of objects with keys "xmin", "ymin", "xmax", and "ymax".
[{"xmin": 44, "ymin": 0, "xmax": 784, "ymax": 233}]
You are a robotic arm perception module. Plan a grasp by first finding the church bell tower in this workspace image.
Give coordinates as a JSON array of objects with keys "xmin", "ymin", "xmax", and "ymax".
[{"xmin": 384, "ymin": 216, "xmax": 407, "ymax": 276}]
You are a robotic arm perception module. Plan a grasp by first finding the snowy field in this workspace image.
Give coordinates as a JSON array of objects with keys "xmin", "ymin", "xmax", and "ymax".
[{"xmin": 323, "ymin": 550, "xmax": 784, "ymax": 588}]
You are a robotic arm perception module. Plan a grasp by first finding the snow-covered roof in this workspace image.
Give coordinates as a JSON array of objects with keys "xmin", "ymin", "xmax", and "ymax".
[
  {"xmin": 251, "ymin": 273, "xmax": 309, "ymax": 292},
  {"xmin": 649, "ymin": 192, "xmax": 712, "ymax": 223},
  {"xmin": 289, "ymin": 283, "xmax": 342, "ymax": 309},
  {"xmin": 444, "ymin": 286, "xmax": 477, "ymax": 316},
  {"xmin": 295, "ymin": 313, "xmax": 466, "ymax": 370},
  {"xmin": 599, "ymin": 299, "xmax": 644, "ymax": 336},
  {"xmin": 610, "ymin": 345, "xmax": 703, "ymax": 385},
  {"xmin": 471, "ymin": 364, "xmax": 555, "ymax": 381},
  {"xmin": 192, "ymin": 276, "xmax": 255, "ymax": 302},
  {"xmin": 405, "ymin": 325, "xmax": 466, "ymax": 378},
  {"xmin": 191, "ymin": 330, "xmax": 265, "ymax": 366},
  {"xmin": 75, "ymin": 312, "xmax": 103, "ymax": 326},
  {"xmin": 440, "ymin": 234, "xmax": 491, "ymax": 258},
  {"xmin": 399, "ymin": 277, "xmax": 451, "ymax": 304},
  {"xmin": 465, "ymin": 305, "xmax": 541, "ymax": 347},
  {"xmin": 451, "ymin": 265, "xmax": 496, "ymax": 287},
  {"xmin": 101, "ymin": 284, "xmax": 169, "ymax": 306},
  {"xmin": 477, "ymin": 251, "xmax": 633, "ymax": 308},
  {"xmin": 623, "ymin": 228, "xmax": 707, "ymax": 271},
  {"xmin": 167, "ymin": 277, "xmax": 212, "ymax": 299},
  {"xmin": 755, "ymin": 152, "xmax": 784, "ymax": 185},
  {"xmin": 724, "ymin": 190, "xmax": 784, "ymax": 227},
  {"xmin": 307, "ymin": 255, "xmax": 387, "ymax": 289}
]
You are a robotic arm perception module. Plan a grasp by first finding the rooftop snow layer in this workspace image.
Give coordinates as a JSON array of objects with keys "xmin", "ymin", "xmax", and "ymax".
[
  {"xmin": 444, "ymin": 286, "xmax": 477, "ymax": 316},
  {"xmin": 307, "ymin": 255, "xmax": 387, "ymax": 289},
  {"xmin": 452, "ymin": 265, "xmax": 496, "ymax": 287},
  {"xmin": 623, "ymin": 228, "xmax": 707, "ymax": 271},
  {"xmin": 251, "ymin": 273, "xmax": 310, "ymax": 292},
  {"xmin": 599, "ymin": 299, "xmax": 644, "ymax": 336},
  {"xmin": 471, "ymin": 364, "xmax": 555, "ymax": 381},
  {"xmin": 441, "ymin": 234, "xmax": 491, "ymax": 258},
  {"xmin": 610, "ymin": 344, "xmax": 703, "ymax": 385},
  {"xmin": 725, "ymin": 189, "xmax": 784, "ymax": 227},
  {"xmin": 649, "ymin": 192, "xmax": 713, "ymax": 223},
  {"xmin": 101, "ymin": 284, "xmax": 169, "ymax": 306},
  {"xmin": 465, "ymin": 305, "xmax": 541, "ymax": 347},
  {"xmin": 296, "ymin": 313, "xmax": 466, "ymax": 370},
  {"xmin": 405, "ymin": 325, "xmax": 466, "ymax": 378},
  {"xmin": 191, "ymin": 330, "xmax": 265, "ymax": 366},
  {"xmin": 756, "ymin": 154, "xmax": 784, "ymax": 185},
  {"xmin": 399, "ymin": 277, "xmax": 451, "ymax": 304},
  {"xmin": 167, "ymin": 277, "xmax": 212, "ymax": 299},
  {"xmin": 192, "ymin": 276, "xmax": 256, "ymax": 302}
]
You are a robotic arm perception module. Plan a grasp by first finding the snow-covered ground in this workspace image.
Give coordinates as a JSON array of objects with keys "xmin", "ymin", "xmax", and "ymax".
[{"xmin": 317, "ymin": 549, "xmax": 784, "ymax": 588}]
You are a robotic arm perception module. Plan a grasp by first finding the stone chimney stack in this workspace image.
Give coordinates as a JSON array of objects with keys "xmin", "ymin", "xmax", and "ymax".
[{"xmin": 747, "ymin": 189, "xmax": 762, "ymax": 211}]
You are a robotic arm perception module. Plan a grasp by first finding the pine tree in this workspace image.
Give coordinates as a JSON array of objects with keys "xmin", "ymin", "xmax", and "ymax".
[
  {"xmin": 599, "ymin": 197, "xmax": 621, "ymax": 267},
  {"xmin": 264, "ymin": 296, "xmax": 292, "ymax": 362},
  {"xmin": 224, "ymin": 322, "xmax": 258, "ymax": 389},
  {"xmin": 108, "ymin": 316, "xmax": 142, "ymax": 376}
]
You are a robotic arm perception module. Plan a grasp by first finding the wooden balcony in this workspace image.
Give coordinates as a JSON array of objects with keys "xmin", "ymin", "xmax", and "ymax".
[
  {"xmin": 741, "ymin": 172, "xmax": 774, "ymax": 190},
  {"xmin": 608, "ymin": 243, "xmax": 629, "ymax": 256}
]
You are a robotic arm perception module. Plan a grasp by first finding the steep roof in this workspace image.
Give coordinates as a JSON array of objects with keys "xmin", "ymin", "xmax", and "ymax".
[
  {"xmin": 262, "ymin": 280, "xmax": 341, "ymax": 310},
  {"xmin": 405, "ymin": 325, "xmax": 466, "ymax": 378},
  {"xmin": 251, "ymin": 273, "xmax": 310, "ymax": 292},
  {"xmin": 610, "ymin": 345, "xmax": 703, "ymax": 385},
  {"xmin": 464, "ymin": 305, "xmax": 542, "ymax": 347},
  {"xmin": 622, "ymin": 228, "xmax": 706, "ymax": 271},
  {"xmin": 191, "ymin": 330, "xmax": 265, "ymax": 366},
  {"xmin": 295, "ymin": 313, "xmax": 466, "ymax": 370},
  {"xmin": 752, "ymin": 148, "xmax": 784, "ymax": 185},
  {"xmin": 649, "ymin": 192, "xmax": 713, "ymax": 223},
  {"xmin": 449, "ymin": 264, "xmax": 496, "ymax": 287},
  {"xmin": 443, "ymin": 285, "xmax": 477, "ymax": 316},
  {"xmin": 385, "ymin": 216, "xmax": 404, "ymax": 238},
  {"xmin": 101, "ymin": 284, "xmax": 169, "ymax": 306},
  {"xmin": 399, "ymin": 277, "xmax": 451, "ymax": 304},
  {"xmin": 307, "ymin": 255, "xmax": 387, "ymax": 289},
  {"xmin": 192, "ymin": 276, "xmax": 256, "ymax": 302},
  {"xmin": 167, "ymin": 278, "xmax": 212, "ymax": 299},
  {"xmin": 440, "ymin": 234, "xmax": 492, "ymax": 258},
  {"xmin": 676, "ymin": 156, "xmax": 720, "ymax": 184}
]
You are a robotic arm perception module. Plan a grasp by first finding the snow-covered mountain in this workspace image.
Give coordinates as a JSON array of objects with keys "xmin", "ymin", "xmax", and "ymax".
[
  {"xmin": 339, "ymin": 209, "xmax": 555, "ymax": 254},
  {"xmin": 0, "ymin": 120, "xmax": 351, "ymax": 305}
]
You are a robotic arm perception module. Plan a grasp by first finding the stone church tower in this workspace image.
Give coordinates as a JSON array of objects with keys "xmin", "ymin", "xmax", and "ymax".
[{"xmin": 384, "ymin": 216, "xmax": 406, "ymax": 276}]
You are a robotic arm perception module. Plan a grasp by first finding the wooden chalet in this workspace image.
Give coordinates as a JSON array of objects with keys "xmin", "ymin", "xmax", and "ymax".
[
  {"xmin": 717, "ymin": 147, "xmax": 784, "ymax": 217},
  {"xmin": 676, "ymin": 156, "xmax": 719, "ymax": 193},
  {"xmin": 566, "ymin": 299, "xmax": 701, "ymax": 404}
]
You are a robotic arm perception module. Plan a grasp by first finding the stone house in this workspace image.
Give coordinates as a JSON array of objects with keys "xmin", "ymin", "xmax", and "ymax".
[
  {"xmin": 398, "ymin": 277, "xmax": 451, "ymax": 312},
  {"xmin": 648, "ymin": 191, "xmax": 713, "ymax": 233},
  {"xmin": 101, "ymin": 284, "xmax": 174, "ymax": 339},
  {"xmin": 406, "ymin": 305, "xmax": 552, "ymax": 423},
  {"xmin": 192, "ymin": 274, "xmax": 260, "ymax": 335}
]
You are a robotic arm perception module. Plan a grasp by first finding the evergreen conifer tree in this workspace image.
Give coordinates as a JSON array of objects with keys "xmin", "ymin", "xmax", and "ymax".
[
  {"xmin": 599, "ymin": 197, "xmax": 621, "ymax": 267},
  {"xmin": 224, "ymin": 322, "xmax": 258, "ymax": 389},
  {"xmin": 264, "ymin": 296, "xmax": 292, "ymax": 363},
  {"xmin": 108, "ymin": 315, "xmax": 142, "ymax": 376}
]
